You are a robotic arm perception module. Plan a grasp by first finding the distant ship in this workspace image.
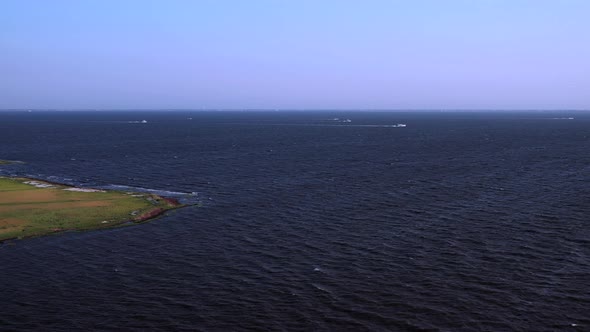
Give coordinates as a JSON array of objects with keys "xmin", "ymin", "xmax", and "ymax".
[{"xmin": 391, "ymin": 123, "xmax": 406, "ymax": 127}]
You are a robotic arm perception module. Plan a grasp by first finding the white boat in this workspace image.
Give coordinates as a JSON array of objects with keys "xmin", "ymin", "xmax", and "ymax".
[{"xmin": 392, "ymin": 123, "xmax": 406, "ymax": 127}]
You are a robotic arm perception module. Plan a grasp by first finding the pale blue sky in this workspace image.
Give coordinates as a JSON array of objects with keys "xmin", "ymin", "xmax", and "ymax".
[{"xmin": 1, "ymin": 0, "xmax": 589, "ymax": 109}]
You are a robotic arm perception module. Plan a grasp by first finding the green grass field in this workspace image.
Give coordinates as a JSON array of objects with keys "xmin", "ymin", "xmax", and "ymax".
[{"xmin": 0, "ymin": 177, "xmax": 179, "ymax": 242}]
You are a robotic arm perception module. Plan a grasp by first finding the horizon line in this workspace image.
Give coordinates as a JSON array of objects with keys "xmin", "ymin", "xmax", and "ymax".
[{"xmin": 1, "ymin": 108, "xmax": 589, "ymax": 112}]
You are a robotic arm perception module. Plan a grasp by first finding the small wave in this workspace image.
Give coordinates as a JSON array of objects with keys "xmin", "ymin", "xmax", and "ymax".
[{"xmin": 311, "ymin": 283, "xmax": 332, "ymax": 294}]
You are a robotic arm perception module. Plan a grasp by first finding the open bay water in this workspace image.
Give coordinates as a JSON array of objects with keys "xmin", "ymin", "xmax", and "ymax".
[{"xmin": 0, "ymin": 111, "xmax": 589, "ymax": 331}]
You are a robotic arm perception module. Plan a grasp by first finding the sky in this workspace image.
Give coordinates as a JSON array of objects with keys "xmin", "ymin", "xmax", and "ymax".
[{"xmin": 1, "ymin": 0, "xmax": 589, "ymax": 110}]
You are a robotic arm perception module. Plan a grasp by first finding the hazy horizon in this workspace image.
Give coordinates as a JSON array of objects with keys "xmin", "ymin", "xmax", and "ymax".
[
  {"xmin": 1, "ymin": 109, "xmax": 589, "ymax": 112},
  {"xmin": 2, "ymin": 0, "xmax": 589, "ymax": 110}
]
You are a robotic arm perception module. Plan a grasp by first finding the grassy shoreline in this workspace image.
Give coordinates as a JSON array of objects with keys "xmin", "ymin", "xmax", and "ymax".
[
  {"xmin": 0, "ymin": 159, "xmax": 21, "ymax": 165},
  {"xmin": 0, "ymin": 176, "xmax": 183, "ymax": 242}
]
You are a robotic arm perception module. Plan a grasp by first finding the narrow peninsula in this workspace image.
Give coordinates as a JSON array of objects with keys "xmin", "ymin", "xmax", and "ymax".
[{"xmin": 0, "ymin": 167, "xmax": 182, "ymax": 242}]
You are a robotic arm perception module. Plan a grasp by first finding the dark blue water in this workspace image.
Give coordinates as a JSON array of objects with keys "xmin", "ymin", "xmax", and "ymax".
[{"xmin": 1, "ymin": 111, "xmax": 589, "ymax": 331}]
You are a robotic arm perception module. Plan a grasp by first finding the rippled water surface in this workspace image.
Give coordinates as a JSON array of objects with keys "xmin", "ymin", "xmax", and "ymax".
[{"xmin": 1, "ymin": 111, "xmax": 589, "ymax": 331}]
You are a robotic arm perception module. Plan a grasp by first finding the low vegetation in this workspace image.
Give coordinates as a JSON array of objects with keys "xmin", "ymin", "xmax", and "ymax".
[{"xmin": 0, "ymin": 177, "xmax": 180, "ymax": 242}]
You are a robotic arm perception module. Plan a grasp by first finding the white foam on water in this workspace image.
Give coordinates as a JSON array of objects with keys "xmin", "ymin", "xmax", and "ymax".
[
  {"xmin": 23, "ymin": 181, "xmax": 55, "ymax": 188},
  {"xmin": 63, "ymin": 188, "xmax": 105, "ymax": 193},
  {"xmin": 106, "ymin": 184, "xmax": 192, "ymax": 196}
]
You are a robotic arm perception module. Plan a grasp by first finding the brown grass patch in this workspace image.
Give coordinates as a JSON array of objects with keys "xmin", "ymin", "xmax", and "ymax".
[
  {"xmin": 0, "ymin": 190, "xmax": 59, "ymax": 204},
  {"xmin": 37, "ymin": 200, "xmax": 112, "ymax": 209},
  {"xmin": 0, "ymin": 217, "xmax": 26, "ymax": 227},
  {"xmin": 0, "ymin": 217, "xmax": 27, "ymax": 233},
  {"xmin": 0, "ymin": 200, "xmax": 112, "ymax": 213}
]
